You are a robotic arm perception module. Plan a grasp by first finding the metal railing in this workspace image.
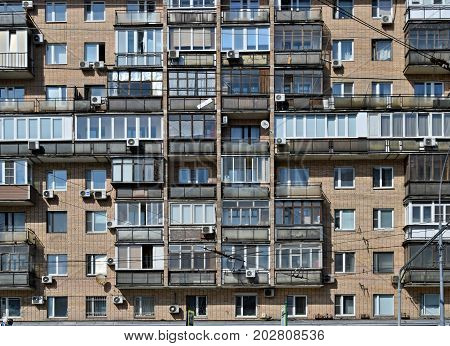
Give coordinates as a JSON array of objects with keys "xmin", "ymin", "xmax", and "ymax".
[
  {"xmin": 115, "ymin": 52, "xmax": 163, "ymax": 67},
  {"xmin": 221, "ymin": 52, "xmax": 269, "ymax": 66},
  {"xmin": 222, "ymin": 9, "xmax": 269, "ymax": 22},
  {"xmin": 168, "ymin": 11, "xmax": 216, "ymax": 24},
  {"xmin": 221, "ymin": 96, "xmax": 269, "ymax": 111},
  {"xmin": 0, "ymin": 11, "xmax": 27, "ymax": 26},
  {"xmin": 0, "ymin": 228, "xmax": 36, "ymax": 244},
  {"xmin": 275, "ymin": 269, "xmax": 322, "ymax": 285},
  {"xmin": 169, "ymin": 271, "xmax": 216, "ymax": 285},
  {"xmin": 168, "ymin": 53, "xmax": 216, "ymax": 67},
  {"xmin": 404, "ymin": 225, "xmax": 450, "ymax": 241},
  {"xmin": 168, "ymin": 97, "xmax": 216, "ymax": 111},
  {"xmin": 275, "ymin": 8, "xmax": 323, "ymax": 22},
  {"xmin": 115, "ymin": 10, "xmax": 162, "ymax": 25},
  {"xmin": 0, "ymin": 52, "xmax": 30, "ymax": 69},
  {"xmin": 405, "ymin": 6, "xmax": 450, "ymax": 21},
  {"xmin": 274, "ymin": 51, "xmax": 323, "ymax": 65},
  {"xmin": 222, "ymin": 228, "xmax": 270, "ymax": 242},
  {"xmin": 0, "ymin": 272, "xmax": 34, "ymax": 288},
  {"xmin": 116, "ymin": 271, "xmax": 164, "ymax": 287},
  {"xmin": 116, "ymin": 227, "xmax": 163, "ymax": 243}
]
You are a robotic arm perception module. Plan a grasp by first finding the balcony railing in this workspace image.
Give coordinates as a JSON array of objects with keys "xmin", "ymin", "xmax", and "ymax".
[
  {"xmin": 116, "ymin": 271, "xmax": 164, "ymax": 288},
  {"xmin": 0, "ymin": 11, "xmax": 27, "ymax": 26},
  {"xmin": 168, "ymin": 11, "xmax": 216, "ymax": 24},
  {"xmin": 0, "ymin": 52, "xmax": 30, "ymax": 69},
  {"xmin": 405, "ymin": 50, "xmax": 450, "ymax": 74},
  {"xmin": 108, "ymin": 97, "xmax": 162, "ymax": 112},
  {"xmin": 275, "ymin": 226, "xmax": 323, "ymax": 241},
  {"xmin": 222, "ymin": 228, "xmax": 270, "ymax": 242},
  {"xmin": 115, "ymin": 11, "xmax": 162, "ymax": 25},
  {"xmin": 169, "ymin": 271, "xmax": 216, "ymax": 285},
  {"xmin": 169, "ymin": 227, "xmax": 215, "ymax": 241},
  {"xmin": 169, "ymin": 140, "xmax": 216, "ymax": 154},
  {"xmin": 222, "ymin": 9, "xmax": 269, "ymax": 23},
  {"xmin": 222, "ymin": 96, "xmax": 269, "ymax": 112},
  {"xmin": 330, "ymin": 95, "xmax": 450, "ymax": 110},
  {"xmin": 0, "ymin": 272, "xmax": 34, "ymax": 289},
  {"xmin": 222, "ymin": 140, "xmax": 269, "ymax": 154},
  {"xmin": 275, "ymin": 51, "xmax": 323, "ymax": 65},
  {"xmin": 115, "ymin": 186, "xmax": 163, "ymax": 199},
  {"xmin": 275, "ymin": 269, "xmax": 322, "ymax": 285},
  {"xmin": 169, "ymin": 185, "xmax": 216, "ymax": 199},
  {"xmin": 275, "ymin": 182, "xmax": 322, "ymax": 198},
  {"xmin": 404, "ymin": 269, "xmax": 450, "ymax": 285},
  {"xmin": 405, "ymin": 6, "xmax": 450, "ymax": 21},
  {"xmin": 169, "ymin": 53, "xmax": 216, "ymax": 67},
  {"xmin": 405, "ymin": 181, "xmax": 450, "ymax": 198},
  {"xmin": 222, "ymin": 271, "xmax": 269, "ymax": 285},
  {"xmin": 222, "ymin": 184, "xmax": 269, "ymax": 198},
  {"xmin": 275, "ymin": 8, "xmax": 323, "ymax": 22},
  {"xmin": 404, "ymin": 225, "xmax": 450, "ymax": 241},
  {"xmin": 0, "ymin": 100, "xmax": 35, "ymax": 112},
  {"xmin": 38, "ymin": 100, "xmax": 91, "ymax": 112},
  {"xmin": 0, "ymin": 228, "xmax": 37, "ymax": 244},
  {"xmin": 168, "ymin": 97, "xmax": 216, "ymax": 111},
  {"xmin": 0, "ymin": 185, "xmax": 38, "ymax": 206},
  {"xmin": 115, "ymin": 53, "xmax": 163, "ymax": 67},
  {"xmin": 116, "ymin": 228, "xmax": 163, "ymax": 243},
  {"xmin": 221, "ymin": 52, "xmax": 269, "ymax": 66}
]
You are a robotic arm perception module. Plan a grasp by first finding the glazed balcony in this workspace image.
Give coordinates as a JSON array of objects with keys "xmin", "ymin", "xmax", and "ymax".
[
  {"xmin": 222, "ymin": 271, "xmax": 269, "ymax": 285},
  {"xmin": 115, "ymin": 227, "xmax": 163, "ymax": 243},
  {"xmin": 169, "ymin": 271, "xmax": 216, "ymax": 286},
  {"xmin": 0, "ymin": 243, "xmax": 36, "ymax": 290},
  {"xmin": 0, "ymin": 272, "xmax": 34, "ymax": 290},
  {"xmin": 169, "ymin": 227, "xmax": 216, "ymax": 242},
  {"xmin": 0, "ymin": 52, "xmax": 34, "ymax": 79},
  {"xmin": 404, "ymin": 225, "xmax": 450, "ymax": 241},
  {"xmin": 0, "ymin": 11, "xmax": 27, "ymax": 26},
  {"xmin": 405, "ymin": 6, "xmax": 450, "ymax": 22},
  {"xmin": 275, "ymin": 182, "xmax": 322, "ymax": 198},
  {"xmin": 404, "ymin": 269, "xmax": 450, "ymax": 286},
  {"xmin": 115, "ymin": 10, "xmax": 162, "ymax": 25},
  {"xmin": 222, "ymin": 9, "xmax": 269, "ymax": 23},
  {"xmin": 116, "ymin": 271, "xmax": 164, "ymax": 288},
  {"xmin": 406, "ymin": 181, "xmax": 450, "ymax": 199},
  {"xmin": 275, "ymin": 8, "xmax": 322, "ymax": 22},
  {"xmin": 0, "ymin": 184, "xmax": 38, "ymax": 206},
  {"xmin": 222, "ymin": 184, "xmax": 270, "ymax": 198}
]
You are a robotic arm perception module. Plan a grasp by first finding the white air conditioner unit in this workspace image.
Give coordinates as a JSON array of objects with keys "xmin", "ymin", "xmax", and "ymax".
[
  {"xmin": 80, "ymin": 189, "xmax": 91, "ymax": 198},
  {"xmin": 113, "ymin": 296, "xmax": 124, "ymax": 305},
  {"xmin": 107, "ymin": 221, "xmax": 117, "ymax": 229},
  {"xmin": 260, "ymin": 120, "xmax": 270, "ymax": 130},
  {"xmin": 323, "ymin": 274, "xmax": 335, "ymax": 284},
  {"xmin": 423, "ymin": 137, "xmax": 437, "ymax": 148},
  {"xmin": 168, "ymin": 50, "xmax": 180, "ymax": 59},
  {"xmin": 264, "ymin": 288, "xmax": 275, "ymax": 298},
  {"xmin": 226, "ymin": 50, "xmax": 240, "ymax": 59},
  {"xmin": 79, "ymin": 61, "xmax": 92, "ymax": 69},
  {"xmin": 28, "ymin": 141, "xmax": 39, "ymax": 150},
  {"xmin": 31, "ymin": 296, "xmax": 44, "ymax": 305},
  {"xmin": 276, "ymin": 137, "xmax": 286, "ymax": 145},
  {"xmin": 43, "ymin": 190, "xmax": 54, "ymax": 199},
  {"xmin": 22, "ymin": 1, "xmax": 33, "ymax": 9},
  {"xmin": 381, "ymin": 15, "xmax": 393, "ymax": 24},
  {"xmin": 127, "ymin": 138, "xmax": 139, "ymax": 147},
  {"xmin": 33, "ymin": 34, "xmax": 44, "ymax": 45},
  {"xmin": 391, "ymin": 275, "xmax": 399, "ymax": 285},
  {"xmin": 246, "ymin": 269, "xmax": 256, "ymax": 278},
  {"xmin": 90, "ymin": 96, "xmax": 102, "ymax": 105},
  {"xmin": 222, "ymin": 116, "xmax": 228, "ymax": 125},
  {"xmin": 94, "ymin": 190, "xmax": 107, "ymax": 200},
  {"xmin": 201, "ymin": 226, "xmax": 215, "ymax": 235},
  {"xmin": 94, "ymin": 61, "xmax": 105, "ymax": 69},
  {"xmin": 275, "ymin": 93, "xmax": 285, "ymax": 102},
  {"xmin": 107, "ymin": 257, "xmax": 115, "ymax": 266},
  {"xmin": 332, "ymin": 59, "xmax": 343, "ymax": 69},
  {"xmin": 42, "ymin": 275, "xmax": 53, "ymax": 284},
  {"xmin": 169, "ymin": 304, "xmax": 180, "ymax": 314}
]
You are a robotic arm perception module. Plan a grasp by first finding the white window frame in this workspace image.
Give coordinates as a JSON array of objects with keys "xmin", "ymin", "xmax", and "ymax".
[
  {"xmin": 47, "ymin": 296, "xmax": 68, "ymax": 318},
  {"xmin": 373, "ymin": 166, "xmax": 394, "ymax": 188},
  {"xmin": 0, "ymin": 160, "xmax": 29, "ymax": 185},
  {"xmin": 46, "ymin": 169, "xmax": 67, "ymax": 191},
  {"xmin": 235, "ymin": 294, "xmax": 257, "ymax": 318},
  {"xmin": 221, "ymin": 27, "xmax": 270, "ymax": 52},
  {"xmin": 85, "ymin": 1, "xmax": 105, "ymax": 22},
  {"xmin": 116, "ymin": 245, "xmax": 164, "ymax": 270},
  {"xmin": 116, "ymin": 202, "xmax": 163, "ymax": 227},
  {"xmin": 168, "ymin": 27, "xmax": 216, "ymax": 51},
  {"xmin": 372, "ymin": 82, "xmax": 393, "ymax": 96},
  {"xmin": 373, "ymin": 252, "xmax": 394, "ymax": 273},
  {"xmin": 414, "ymin": 82, "xmax": 444, "ymax": 97},
  {"xmin": 335, "ymin": 295, "xmax": 355, "ymax": 316},
  {"xmin": 373, "ymin": 208, "xmax": 394, "ymax": 230},
  {"xmin": 222, "ymin": 244, "xmax": 270, "ymax": 271},
  {"xmin": 0, "ymin": 297, "xmax": 21, "ymax": 318},
  {"xmin": 334, "ymin": 209, "xmax": 356, "ymax": 231},
  {"xmin": 46, "ymin": 2, "xmax": 67, "ymax": 23},
  {"xmin": 46, "ymin": 44, "xmax": 67, "ymax": 65},
  {"xmin": 46, "ymin": 86, "xmax": 67, "ymax": 100},
  {"xmin": 86, "ymin": 211, "xmax": 107, "ymax": 233},
  {"xmin": 187, "ymin": 295, "xmax": 208, "ymax": 317},
  {"xmin": 334, "ymin": 167, "xmax": 355, "ymax": 189},
  {"xmin": 406, "ymin": 202, "xmax": 449, "ymax": 225},
  {"xmin": 84, "ymin": 42, "xmax": 103, "ymax": 62},
  {"xmin": 86, "ymin": 169, "xmax": 106, "ymax": 191},
  {"xmin": 275, "ymin": 243, "xmax": 322, "ymax": 269},
  {"xmin": 169, "ymin": 203, "xmax": 216, "ymax": 225},
  {"xmin": 332, "ymin": 82, "xmax": 354, "ymax": 97},
  {"xmin": 168, "ymin": 0, "xmax": 216, "ymax": 8},
  {"xmin": 421, "ymin": 293, "xmax": 440, "ymax": 316},
  {"xmin": 85, "ymin": 296, "xmax": 107, "ymax": 317},
  {"xmin": 335, "ymin": 0, "xmax": 354, "ymax": 19},
  {"xmin": 47, "ymin": 254, "xmax": 68, "ymax": 276},
  {"xmin": 86, "ymin": 254, "xmax": 107, "ymax": 276},
  {"xmin": 222, "ymin": 156, "xmax": 270, "ymax": 183},
  {"xmin": 372, "ymin": 0, "xmax": 392, "ymax": 18},
  {"xmin": 334, "ymin": 252, "xmax": 355, "ymax": 273},
  {"xmin": 134, "ymin": 296, "xmax": 155, "ymax": 317},
  {"xmin": 286, "ymin": 295, "xmax": 307, "ymax": 317},
  {"xmin": 168, "ymin": 244, "xmax": 214, "ymax": 270},
  {"xmin": 373, "ymin": 294, "xmax": 394, "ymax": 316}
]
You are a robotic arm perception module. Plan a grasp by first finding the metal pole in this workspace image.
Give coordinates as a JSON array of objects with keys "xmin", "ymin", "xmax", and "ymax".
[{"xmin": 397, "ymin": 268, "xmax": 403, "ymax": 326}]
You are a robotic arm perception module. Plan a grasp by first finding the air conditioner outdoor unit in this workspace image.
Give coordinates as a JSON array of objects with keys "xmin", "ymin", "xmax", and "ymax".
[
  {"xmin": 332, "ymin": 59, "xmax": 343, "ymax": 69},
  {"xmin": 246, "ymin": 269, "xmax": 256, "ymax": 278},
  {"xmin": 42, "ymin": 275, "xmax": 53, "ymax": 284},
  {"xmin": 169, "ymin": 304, "xmax": 180, "ymax": 314},
  {"xmin": 94, "ymin": 190, "xmax": 107, "ymax": 200},
  {"xmin": 391, "ymin": 275, "xmax": 399, "ymax": 285},
  {"xmin": 113, "ymin": 296, "xmax": 124, "ymax": 305},
  {"xmin": 31, "ymin": 296, "xmax": 44, "ymax": 305},
  {"xmin": 275, "ymin": 93, "xmax": 285, "ymax": 102},
  {"xmin": 107, "ymin": 257, "xmax": 115, "ymax": 266},
  {"xmin": 79, "ymin": 61, "xmax": 92, "ymax": 69},
  {"xmin": 423, "ymin": 137, "xmax": 437, "ymax": 148},
  {"xmin": 28, "ymin": 141, "xmax": 39, "ymax": 150},
  {"xmin": 33, "ymin": 34, "xmax": 44, "ymax": 44},
  {"xmin": 168, "ymin": 50, "xmax": 180, "ymax": 59},
  {"xmin": 107, "ymin": 221, "xmax": 117, "ymax": 229},
  {"xmin": 80, "ymin": 189, "xmax": 91, "ymax": 198},
  {"xmin": 381, "ymin": 15, "xmax": 393, "ymax": 24},
  {"xmin": 276, "ymin": 137, "xmax": 286, "ymax": 145},
  {"xmin": 222, "ymin": 116, "xmax": 228, "ymax": 125},
  {"xmin": 323, "ymin": 274, "xmax": 335, "ymax": 284},
  {"xmin": 43, "ymin": 190, "xmax": 54, "ymax": 199},
  {"xmin": 94, "ymin": 61, "xmax": 105, "ymax": 69},
  {"xmin": 22, "ymin": 1, "xmax": 33, "ymax": 9},
  {"xmin": 90, "ymin": 96, "xmax": 102, "ymax": 105},
  {"xmin": 226, "ymin": 50, "xmax": 240, "ymax": 59},
  {"xmin": 127, "ymin": 138, "xmax": 139, "ymax": 147},
  {"xmin": 264, "ymin": 288, "xmax": 275, "ymax": 298},
  {"xmin": 202, "ymin": 226, "xmax": 215, "ymax": 235}
]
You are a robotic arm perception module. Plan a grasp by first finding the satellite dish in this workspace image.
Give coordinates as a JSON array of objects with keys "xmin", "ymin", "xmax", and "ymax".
[
  {"xmin": 260, "ymin": 120, "xmax": 270, "ymax": 129},
  {"xmin": 95, "ymin": 274, "xmax": 107, "ymax": 286}
]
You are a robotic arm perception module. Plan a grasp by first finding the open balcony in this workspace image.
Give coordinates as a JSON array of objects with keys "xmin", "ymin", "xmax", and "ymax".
[
  {"xmin": 275, "ymin": 182, "xmax": 322, "ymax": 198},
  {"xmin": 115, "ymin": 11, "xmax": 162, "ymax": 25},
  {"xmin": 168, "ymin": 53, "xmax": 216, "ymax": 67},
  {"xmin": 275, "ymin": 51, "xmax": 324, "ymax": 66},
  {"xmin": 168, "ymin": 11, "xmax": 216, "ymax": 24},
  {"xmin": 115, "ymin": 53, "xmax": 163, "ymax": 67},
  {"xmin": 0, "ymin": 228, "xmax": 37, "ymax": 244},
  {"xmin": 0, "ymin": 11, "xmax": 27, "ymax": 26},
  {"xmin": 38, "ymin": 99, "xmax": 91, "ymax": 112},
  {"xmin": 222, "ymin": 184, "xmax": 269, "ymax": 198},
  {"xmin": 169, "ymin": 227, "xmax": 216, "ymax": 242},
  {"xmin": 222, "ymin": 96, "xmax": 269, "ymax": 114},
  {"xmin": 169, "ymin": 271, "xmax": 216, "ymax": 286},
  {"xmin": 275, "ymin": 269, "xmax": 322, "ymax": 286},
  {"xmin": 116, "ymin": 271, "xmax": 164, "ymax": 288},
  {"xmin": 169, "ymin": 185, "xmax": 216, "ymax": 199},
  {"xmin": 222, "ymin": 271, "xmax": 269, "ymax": 285},
  {"xmin": 222, "ymin": 9, "xmax": 269, "ymax": 23},
  {"xmin": 0, "ymin": 185, "xmax": 38, "ymax": 206},
  {"xmin": 168, "ymin": 97, "xmax": 216, "ymax": 112},
  {"xmin": 275, "ymin": 226, "xmax": 323, "ymax": 241},
  {"xmin": 404, "ymin": 50, "xmax": 450, "ymax": 74},
  {"xmin": 222, "ymin": 228, "xmax": 270, "ymax": 242},
  {"xmin": 0, "ymin": 52, "xmax": 34, "ymax": 79},
  {"xmin": 405, "ymin": 6, "xmax": 450, "ymax": 22},
  {"xmin": 169, "ymin": 140, "xmax": 216, "ymax": 155},
  {"xmin": 115, "ymin": 228, "xmax": 163, "ymax": 243},
  {"xmin": 0, "ymin": 99, "xmax": 35, "ymax": 112},
  {"xmin": 275, "ymin": 8, "xmax": 322, "ymax": 22}
]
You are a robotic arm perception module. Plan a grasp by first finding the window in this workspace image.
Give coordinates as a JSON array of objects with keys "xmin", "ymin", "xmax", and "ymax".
[
  {"xmin": 127, "ymin": 0, "xmax": 156, "ymax": 12},
  {"xmin": 335, "ymin": 252, "xmax": 355, "ymax": 273},
  {"xmin": 86, "ymin": 296, "xmax": 106, "ymax": 317},
  {"xmin": 112, "ymin": 158, "xmax": 163, "ymax": 183},
  {"xmin": 86, "ymin": 254, "xmax": 107, "ymax": 276},
  {"xmin": 86, "ymin": 211, "xmax": 107, "ymax": 233},
  {"xmin": 84, "ymin": 43, "xmax": 105, "ymax": 63},
  {"xmin": 274, "ymin": 25, "xmax": 322, "ymax": 51},
  {"xmin": 408, "ymin": 28, "xmax": 450, "ymax": 50},
  {"xmin": 334, "ymin": 209, "xmax": 355, "ymax": 231},
  {"xmin": 107, "ymin": 71, "xmax": 162, "ymax": 97},
  {"xmin": 373, "ymin": 167, "xmax": 393, "ymax": 188},
  {"xmin": 186, "ymin": 296, "xmax": 207, "ymax": 317},
  {"xmin": 372, "ymin": 82, "xmax": 392, "ymax": 96},
  {"xmin": 0, "ymin": 298, "xmax": 20, "ymax": 318},
  {"xmin": 134, "ymin": 297, "xmax": 155, "ymax": 317},
  {"xmin": 46, "ymin": 44, "xmax": 67, "ymax": 65},
  {"xmin": 335, "ymin": 0, "xmax": 353, "ymax": 19},
  {"xmin": 335, "ymin": 295, "xmax": 355, "ymax": 316},
  {"xmin": 169, "ymin": 245, "xmax": 215, "ymax": 270},
  {"xmin": 116, "ymin": 202, "xmax": 163, "ymax": 226},
  {"xmin": 222, "ymin": 156, "xmax": 270, "ymax": 183},
  {"xmin": 286, "ymin": 296, "xmax": 307, "ymax": 317},
  {"xmin": 168, "ymin": 27, "xmax": 215, "ymax": 51},
  {"xmin": 406, "ymin": 203, "xmax": 443, "ymax": 224},
  {"xmin": 334, "ymin": 167, "xmax": 355, "ymax": 189},
  {"xmin": 373, "ymin": 209, "xmax": 394, "ymax": 230},
  {"xmin": 0, "ymin": 250, "xmax": 29, "ymax": 272},
  {"xmin": 86, "ymin": 170, "xmax": 106, "ymax": 190},
  {"xmin": 116, "ymin": 29, "xmax": 163, "ymax": 66},
  {"xmin": 421, "ymin": 294, "xmax": 440, "ymax": 316},
  {"xmin": 0, "ymin": 87, "xmax": 24, "ymax": 100},
  {"xmin": 46, "ymin": 86, "xmax": 67, "ymax": 100},
  {"xmin": 275, "ymin": 201, "xmax": 321, "ymax": 226},
  {"xmin": 372, "ymin": 0, "xmax": 392, "ymax": 17},
  {"xmin": 277, "ymin": 167, "xmax": 309, "ymax": 185},
  {"xmin": 47, "ymin": 297, "xmax": 68, "ymax": 318},
  {"xmin": 0, "ymin": 117, "xmax": 67, "ymax": 141},
  {"xmin": 170, "ymin": 203, "xmax": 215, "ymax": 225},
  {"xmin": 414, "ymin": 82, "xmax": 443, "ymax": 97},
  {"xmin": 222, "ymin": 245, "xmax": 269, "ymax": 271},
  {"xmin": 235, "ymin": 295, "xmax": 257, "ymax": 317},
  {"xmin": 47, "ymin": 254, "xmax": 68, "ymax": 276},
  {"xmin": 373, "ymin": 294, "xmax": 394, "ymax": 316},
  {"xmin": 372, "ymin": 40, "xmax": 392, "ymax": 61},
  {"xmin": 222, "ymin": 200, "xmax": 269, "ymax": 226},
  {"xmin": 0, "ymin": 160, "xmax": 28, "ymax": 184},
  {"xmin": 169, "ymin": 0, "xmax": 215, "ymax": 8},
  {"xmin": 117, "ymin": 245, "xmax": 164, "ymax": 270},
  {"xmin": 178, "ymin": 167, "xmax": 209, "ymax": 184},
  {"xmin": 222, "ymin": 69, "xmax": 269, "ymax": 95},
  {"xmin": 168, "ymin": 114, "xmax": 215, "ymax": 139},
  {"xmin": 46, "ymin": 2, "xmax": 67, "ymax": 22},
  {"xmin": 0, "ymin": 212, "xmax": 25, "ymax": 232},
  {"xmin": 168, "ymin": 71, "xmax": 215, "ymax": 96},
  {"xmin": 332, "ymin": 40, "xmax": 353, "ymax": 61},
  {"xmin": 47, "ymin": 212, "xmax": 67, "ymax": 233},
  {"xmin": 85, "ymin": 1, "xmax": 105, "ymax": 21},
  {"xmin": 46, "ymin": 170, "xmax": 67, "ymax": 191},
  {"xmin": 221, "ymin": 27, "xmax": 270, "ymax": 51},
  {"xmin": 332, "ymin": 83, "xmax": 353, "ymax": 97},
  {"xmin": 373, "ymin": 252, "xmax": 394, "ymax": 273},
  {"xmin": 275, "ymin": 243, "xmax": 322, "ymax": 269},
  {"xmin": 0, "ymin": 3, "xmax": 23, "ymax": 12},
  {"xmin": 230, "ymin": 126, "xmax": 259, "ymax": 143},
  {"xmin": 279, "ymin": 0, "xmax": 311, "ymax": 10},
  {"xmin": 274, "ymin": 70, "xmax": 323, "ymax": 95}
]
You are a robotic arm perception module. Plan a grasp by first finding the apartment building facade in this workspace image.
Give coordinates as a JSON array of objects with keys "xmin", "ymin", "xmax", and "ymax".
[{"xmin": 0, "ymin": 0, "xmax": 449, "ymax": 322}]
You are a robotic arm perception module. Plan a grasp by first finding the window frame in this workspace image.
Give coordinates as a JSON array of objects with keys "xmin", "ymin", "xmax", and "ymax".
[
  {"xmin": 275, "ymin": 243, "xmax": 322, "ymax": 269},
  {"xmin": 86, "ymin": 254, "xmax": 107, "ymax": 276},
  {"xmin": 86, "ymin": 211, "xmax": 107, "ymax": 233},
  {"xmin": 373, "ymin": 208, "xmax": 394, "ymax": 230},
  {"xmin": 334, "ymin": 294, "xmax": 355, "ymax": 316},
  {"xmin": 186, "ymin": 295, "xmax": 208, "ymax": 317},
  {"xmin": 334, "ymin": 252, "xmax": 355, "ymax": 273},
  {"xmin": 47, "ymin": 254, "xmax": 68, "ymax": 276},
  {"xmin": 373, "ymin": 166, "xmax": 394, "ymax": 189},
  {"xmin": 235, "ymin": 294, "xmax": 257, "ymax": 318},
  {"xmin": 46, "ymin": 43, "xmax": 67, "ymax": 65},
  {"xmin": 332, "ymin": 39, "xmax": 354, "ymax": 61},
  {"xmin": 334, "ymin": 209, "xmax": 355, "ymax": 231},
  {"xmin": 221, "ymin": 26, "xmax": 270, "ymax": 51},
  {"xmin": 373, "ymin": 294, "xmax": 394, "ymax": 317},
  {"xmin": 334, "ymin": 167, "xmax": 355, "ymax": 189},
  {"xmin": 47, "ymin": 296, "xmax": 68, "ymax": 318},
  {"xmin": 334, "ymin": 0, "xmax": 354, "ymax": 19},
  {"xmin": 222, "ymin": 156, "xmax": 270, "ymax": 183},
  {"xmin": 134, "ymin": 296, "xmax": 155, "ymax": 317},
  {"xmin": 46, "ymin": 2, "xmax": 67, "ymax": 23},
  {"xmin": 372, "ymin": 39, "xmax": 393, "ymax": 61},
  {"xmin": 0, "ymin": 297, "xmax": 21, "ymax": 318},
  {"xmin": 372, "ymin": 0, "xmax": 392, "ymax": 18},
  {"xmin": 373, "ymin": 252, "xmax": 394, "ymax": 274},
  {"xmin": 0, "ymin": 160, "xmax": 29, "ymax": 185},
  {"xmin": 222, "ymin": 244, "xmax": 270, "ymax": 271},
  {"xmin": 115, "ymin": 201, "xmax": 164, "ymax": 227},
  {"xmin": 421, "ymin": 293, "xmax": 440, "ymax": 316},
  {"xmin": 85, "ymin": 169, "xmax": 107, "ymax": 191},
  {"xmin": 84, "ymin": 1, "xmax": 105, "ymax": 22},
  {"xmin": 46, "ymin": 211, "xmax": 68, "ymax": 233},
  {"xmin": 85, "ymin": 296, "xmax": 107, "ymax": 318},
  {"xmin": 286, "ymin": 295, "xmax": 307, "ymax": 317},
  {"xmin": 46, "ymin": 169, "xmax": 67, "ymax": 191}
]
